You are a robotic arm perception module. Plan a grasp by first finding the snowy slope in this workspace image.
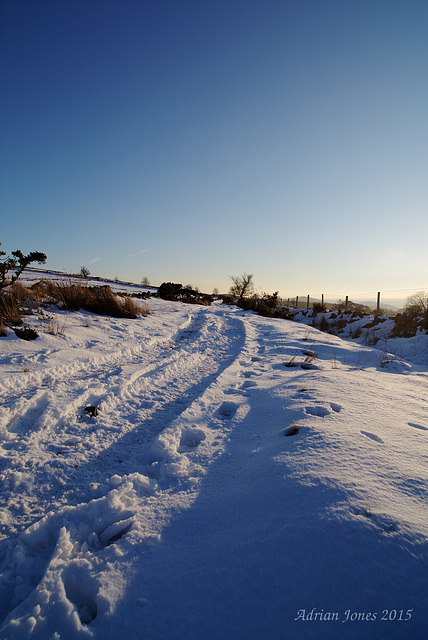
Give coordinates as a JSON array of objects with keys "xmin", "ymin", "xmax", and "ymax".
[{"xmin": 0, "ymin": 296, "xmax": 427, "ymax": 640}]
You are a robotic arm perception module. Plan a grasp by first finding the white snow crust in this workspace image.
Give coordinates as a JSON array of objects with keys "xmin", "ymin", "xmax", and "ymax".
[{"xmin": 0, "ymin": 284, "xmax": 427, "ymax": 639}]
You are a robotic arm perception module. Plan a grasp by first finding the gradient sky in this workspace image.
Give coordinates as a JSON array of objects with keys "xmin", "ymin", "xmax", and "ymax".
[{"xmin": 1, "ymin": 0, "xmax": 427, "ymax": 297}]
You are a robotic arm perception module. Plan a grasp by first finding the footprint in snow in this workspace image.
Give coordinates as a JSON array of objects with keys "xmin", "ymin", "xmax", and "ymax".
[
  {"xmin": 330, "ymin": 402, "xmax": 342, "ymax": 413},
  {"xmin": 305, "ymin": 406, "xmax": 330, "ymax": 417},
  {"xmin": 408, "ymin": 422, "xmax": 428, "ymax": 431},
  {"xmin": 218, "ymin": 401, "xmax": 239, "ymax": 419},
  {"xmin": 178, "ymin": 427, "xmax": 206, "ymax": 451},
  {"xmin": 62, "ymin": 563, "xmax": 99, "ymax": 625},
  {"xmin": 140, "ymin": 400, "xmax": 155, "ymax": 409},
  {"xmin": 361, "ymin": 431, "xmax": 384, "ymax": 444},
  {"xmin": 240, "ymin": 380, "xmax": 257, "ymax": 390}
]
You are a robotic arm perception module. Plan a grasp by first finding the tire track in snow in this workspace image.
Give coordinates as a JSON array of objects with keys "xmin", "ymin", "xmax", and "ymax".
[
  {"xmin": 0, "ymin": 307, "xmax": 247, "ymax": 629},
  {"xmin": 0, "ymin": 308, "xmax": 245, "ymax": 541}
]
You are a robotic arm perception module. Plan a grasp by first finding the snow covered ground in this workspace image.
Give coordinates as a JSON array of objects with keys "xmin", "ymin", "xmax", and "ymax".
[{"xmin": 0, "ymin": 285, "xmax": 427, "ymax": 640}]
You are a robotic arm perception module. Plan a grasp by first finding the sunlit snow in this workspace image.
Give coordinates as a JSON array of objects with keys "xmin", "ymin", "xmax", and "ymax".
[{"xmin": 0, "ymin": 277, "xmax": 427, "ymax": 640}]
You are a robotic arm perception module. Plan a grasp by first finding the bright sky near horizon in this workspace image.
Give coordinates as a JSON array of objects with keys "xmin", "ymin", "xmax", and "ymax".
[{"xmin": 1, "ymin": 0, "xmax": 427, "ymax": 297}]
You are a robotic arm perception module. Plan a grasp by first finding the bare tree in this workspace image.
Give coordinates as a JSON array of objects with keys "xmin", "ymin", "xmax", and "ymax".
[
  {"xmin": 80, "ymin": 266, "xmax": 90, "ymax": 279},
  {"xmin": 141, "ymin": 276, "xmax": 150, "ymax": 286},
  {"xmin": 404, "ymin": 291, "xmax": 428, "ymax": 315},
  {"xmin": 229, "ymin": 273, "xmax": 254, "ymax": 300}
]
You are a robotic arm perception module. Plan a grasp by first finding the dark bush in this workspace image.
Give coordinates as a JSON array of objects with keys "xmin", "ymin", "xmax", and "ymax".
[
  {"xmin": 15, "ymin": 327, "xmax": 38, "ymax": 340},
  {"xmin": 312, "ymin": 302, "xmax": 326, "ymax": 314},
  {"xmin": 157, "ymin": 282, "xmax": 212, "ymax": 305},
  {"xmin": 157, "ymin": 282, "xmax": 183, "ymax": 300},
  {"xmin": 0, "ymin": 246, "xmax": 46, "ymax": 291},
  {"xmin": 392, "ymin": 312, "xmax": 425, "ymax": 338},
  {"xmin": 238, "ymin": 291, "xmax": 279, "ymax": 317}
]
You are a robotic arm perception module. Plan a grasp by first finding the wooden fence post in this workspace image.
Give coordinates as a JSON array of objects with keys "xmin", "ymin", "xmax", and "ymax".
[
  {"xmin": 322, "ymin": 294, "xmax": 324, "ymax": 307},
  {"xmin": 307, "ymin": 294, "xmax": 310, "ymax": 309},
  {"xmin": 345, "ymin": 296, "xmax": 348, "ymax": 312},
  {"xmin": 296, "ymin": 296, "xmax": 299, "ymax": 309},
  {"xmin": 376, "ymin": 292, "xmax": 381, "ymax": 314}
]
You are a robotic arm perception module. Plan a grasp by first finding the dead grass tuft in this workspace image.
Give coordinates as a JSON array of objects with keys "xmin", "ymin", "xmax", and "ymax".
[{"xmin": 35, "ymin": 281, "xmax": 145, "ymax": 319}]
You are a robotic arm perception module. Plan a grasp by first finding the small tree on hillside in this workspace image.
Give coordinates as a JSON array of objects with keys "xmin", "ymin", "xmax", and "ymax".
[
  {"xmin": 0, "ymin": 244, "xmax": 47, "ymax": 290},
  {"xmin": 404, "ymin": 291, "xmax": 428, "ymax": 315},
  {"xmin": 141, "ymin": 276, "xmax": 150, "ymax": 286},
  {"xmin": 229, "ymin": 273, "xmax": 254, "ymax": 300},
  {"xmin": 80, "ymin": 266, "xmax": 90, "ymax": 279}
]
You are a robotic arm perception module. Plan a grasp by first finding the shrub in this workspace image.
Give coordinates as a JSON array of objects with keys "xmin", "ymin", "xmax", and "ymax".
[
  {"xmin": 392, "ymin": 312, "xmax": 425, "ymax": 338},
  {"xmin": 238, "ymin": 291, "xmax": 279, "ymax": 317},
  {"xmin": 157, "ymin": 282, "xmax": 212, "ymax": 305},
  {"xmin": 0, "ymin": 245, "xmax": 47, "ymax": 290},
  {"xmin": 312, "ymin": 302, "xmax": 326, "ymax": 314},
  {"xmin": 333, "ymin": 300, "xmax": 370, "ymax": 313},
  {"xmin": 157, "ymin": 282, "xmax": 183, "ymax": 300},
  {"xmin": 390, "ymin": 292, "xmax": 428, "ymax": 337}
]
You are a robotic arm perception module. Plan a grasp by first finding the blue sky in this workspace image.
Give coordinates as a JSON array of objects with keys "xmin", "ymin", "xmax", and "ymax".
[{"xmin": 1, "ymin": 0, "xmax": 427, "ymax": 296}]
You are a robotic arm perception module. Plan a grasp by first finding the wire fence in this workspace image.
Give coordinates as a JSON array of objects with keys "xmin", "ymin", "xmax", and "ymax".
[{"xmin": 280, "ymin": 288, "xmax": 428, "ymax": 314}]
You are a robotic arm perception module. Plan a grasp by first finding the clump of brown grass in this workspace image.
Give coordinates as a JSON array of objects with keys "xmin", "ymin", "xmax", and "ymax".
[
  {"xmin": 0, "ymin": 290, "xmax": 23, "ymax": 325},
  {"xmin": 36, "ymin": 281, "xmax": 146, "ymax": 319},
  {"xmin": 0, "ymin": 280, "xmax": 44, "ymax": 328}
]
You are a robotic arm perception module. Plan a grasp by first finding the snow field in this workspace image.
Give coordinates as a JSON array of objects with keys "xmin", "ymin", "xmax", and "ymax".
[{"xmin": 0, "ymin": 297, "xmax": 427, "ymax": 639}]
